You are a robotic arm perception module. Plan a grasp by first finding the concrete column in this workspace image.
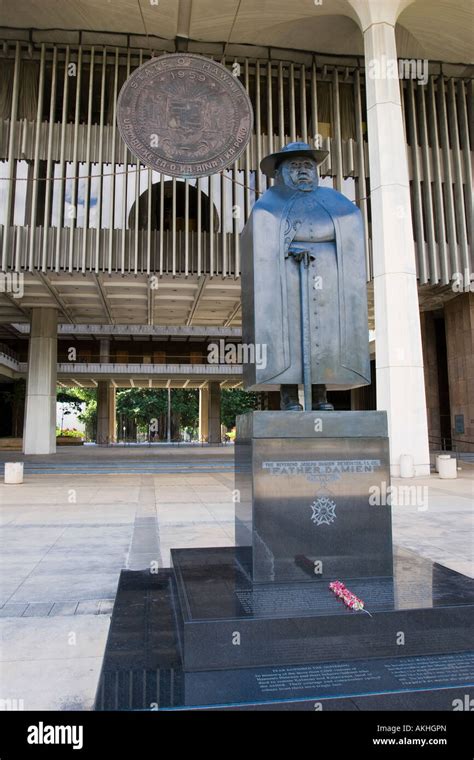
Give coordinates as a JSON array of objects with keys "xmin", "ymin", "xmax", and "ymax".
[
  {"xmin": 420, "ymin": 311, "xmax": 442, "ymax": 445},
  {"xmin": 108, "ymin": 386, "xmax": 116, "ymax": 443},
  {"xmin": 199, "ymin": 387, "xmax": 209, "ymax": 442},
  {"xmin": 348, "ymin": 0, "xmax": 430, "ymax": 475},
  {"xmin": 208, "ymin": 381, "xmax": 221, "ymax": 444},
  {"xmin": 23, "ymin": 308, "xmax": 57, "ymax": 454},
  {"xmin": 96, "ymin": 382, "xmax": 111, "ymax": 444},
  {"xmin": 444, "ymin": 293, "xmax": 473, "ymax": 452},
  {"xmin": 96, "ymin": 339, "xmax": 112, "ymax": 444},
  {"xmin": 99, "ymin": 338, "xmax": 110, "ymax": 363}
]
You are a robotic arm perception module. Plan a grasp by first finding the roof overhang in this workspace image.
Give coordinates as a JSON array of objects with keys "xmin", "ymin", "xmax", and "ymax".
[{"xmin": 1, "ymin": 0, "xmax": 472, "ymax": 64}]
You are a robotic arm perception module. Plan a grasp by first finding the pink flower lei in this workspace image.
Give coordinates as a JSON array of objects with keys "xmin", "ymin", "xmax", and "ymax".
[{"xmin": 329, "ymin": 580, "xmax": 372, "ymax": 616}]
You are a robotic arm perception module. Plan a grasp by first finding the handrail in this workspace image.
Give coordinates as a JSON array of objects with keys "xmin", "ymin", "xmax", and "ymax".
[
  {"xmin": 429, "ymin": 434, "xmax": 474, "ymax": 448},
  {"xmin": 57, "ymin": 354, "xmax": 242, "ymax": 365}
]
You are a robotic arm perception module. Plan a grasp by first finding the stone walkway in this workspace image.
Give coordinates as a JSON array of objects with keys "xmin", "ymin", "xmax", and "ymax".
[
  {"xmin": 0, "ymin": 457, "xmax": 472, "ymax": 709},
  {"xmin": 391, "ymin": 467, "xmax": 473, "ymax": 579}
]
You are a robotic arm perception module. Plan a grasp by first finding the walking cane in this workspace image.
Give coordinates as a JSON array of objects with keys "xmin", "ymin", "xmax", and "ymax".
[{"xmin": 292, "ymin": 249, "xmax": 314, "ymax": 411}]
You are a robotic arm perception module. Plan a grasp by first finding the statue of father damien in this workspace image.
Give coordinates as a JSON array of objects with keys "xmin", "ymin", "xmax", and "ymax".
[{"xmin": 241, "ymin": 142, "xmax": 371, "ymax": 411}]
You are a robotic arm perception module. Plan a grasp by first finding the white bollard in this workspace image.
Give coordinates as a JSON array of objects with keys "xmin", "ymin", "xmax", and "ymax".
[
  {"xmin": 4, "ymin": 462, "xmax": 24, "ymax": 484},
  {"xmin": 435, "ymin": 454, "xmax": 449, "ymax": 472},
  {"xmin": 438, "ymin": 455, "xmax": 457, "ymax": 479},
  {"xmin": 399, "ymin": 454, "xmax": 414, "ymax": 478}
]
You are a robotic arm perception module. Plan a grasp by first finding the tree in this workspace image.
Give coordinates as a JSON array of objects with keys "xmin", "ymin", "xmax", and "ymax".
[
  {"xmin": 171, "ymin": 389, "xmax": 199, "ymax": 430},
  {"xmin": 57, "ymin": 390, "xmax": 86, "ymax": 408},
  {"xmin": 55, "ymin": 386, "xmax": 262, "ymax": 442},
  {"xmin": 116, "ymin": 388, "xmax": 199, "ymax": 440},
  {"xmin": 116, "ymin": 388, "xmax": 167, "ymax": 428},
  {"xmin": 221, "ymin": 389, "xmax": 261, "ymax": 429},
  {"xmin": 57, "ymin": 388, "xmax": 96, "ymax": 438}
]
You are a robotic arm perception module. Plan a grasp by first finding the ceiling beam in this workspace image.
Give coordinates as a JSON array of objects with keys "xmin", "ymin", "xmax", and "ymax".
[
  {"xmin": 186, "ymin": 275, "xmax": 207, "ymax": 326},
  {"xmin": 223, "ymin": 300, "xmax": 241, "ymax": 327},
  {"xmin": 0, "ymin": 319, "xmax": 24, "ymax": 335},
  {"xmin": 0, "ymin": 291, "xmax": 31, "ymax": 321},
  {"xmin": 177, "ymin": 0, "xmax": 193, "ymax": 38},
  {"xmin": 38, "ymin": 274, "xmax": 75, "ymax": 324},
  {"xmin": 94, "ymin": 275, "xmax": 114, "ymax": 325}
]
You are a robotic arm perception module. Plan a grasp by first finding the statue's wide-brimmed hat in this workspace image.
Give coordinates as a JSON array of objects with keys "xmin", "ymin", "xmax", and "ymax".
[{"xmin": 260, "ymin": 141, "xmax": 329, "ymax": 178}]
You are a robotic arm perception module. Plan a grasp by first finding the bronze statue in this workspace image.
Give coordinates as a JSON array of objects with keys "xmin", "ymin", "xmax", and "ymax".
[{"xmin": 241, "ymin": 142, "xmax": 370, "ymax": 410}]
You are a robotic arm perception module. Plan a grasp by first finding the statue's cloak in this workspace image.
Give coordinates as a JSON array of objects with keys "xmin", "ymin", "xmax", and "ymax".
[{"xmin": 241, "ymin": 184, "xmax": 370, "ymax": 388}]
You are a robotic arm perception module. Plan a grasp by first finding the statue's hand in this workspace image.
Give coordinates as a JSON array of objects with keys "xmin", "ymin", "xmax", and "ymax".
[
  {"xmin": 288, "ymin": 240, "xmax": 313, "ymax": 252},
  {"xmin": 287, "ymin": 246, "xmax": 315, "ymax": 266},
  {"xmin": 287, "ymin": 243, "xmax": 306, "ymax": 257}
]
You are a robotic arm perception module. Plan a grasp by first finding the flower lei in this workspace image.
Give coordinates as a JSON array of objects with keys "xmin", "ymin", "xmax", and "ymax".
[{"xmin": 329, "ymin": 580, "xmax": 372, "ymax": 616}]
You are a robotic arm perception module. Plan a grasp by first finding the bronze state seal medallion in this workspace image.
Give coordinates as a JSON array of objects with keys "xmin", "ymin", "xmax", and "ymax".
[{"xmin": 117, "ymin": 53, "xmax": 253, "ymax": 178}]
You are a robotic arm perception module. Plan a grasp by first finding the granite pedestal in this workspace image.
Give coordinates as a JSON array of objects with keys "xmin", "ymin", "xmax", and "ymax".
[
  {"xmin": 94, "ymin": 410, "xmax": 474, "ymax": 710},
  {"xmin": 95, "ymin": 548, "xmax": 474, "ymax": 710},
  {"xmin": 170, "ymin": 546, "xmax": 474, "ymax": 673},
  {"xmin": 235, "ymin": 411, "xmax": 392, "ymax": 582}
]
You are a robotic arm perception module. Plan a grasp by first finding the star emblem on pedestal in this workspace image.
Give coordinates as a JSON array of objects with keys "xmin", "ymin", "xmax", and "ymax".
[{"xmin": 310, "ymin": 496, "xmax": 337, "ymax": 526}]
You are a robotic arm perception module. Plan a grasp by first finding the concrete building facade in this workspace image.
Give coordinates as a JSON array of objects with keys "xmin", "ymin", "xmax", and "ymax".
[{"xmin": 0, "ymin": 0, "xmax": 472, "ymax": 471}]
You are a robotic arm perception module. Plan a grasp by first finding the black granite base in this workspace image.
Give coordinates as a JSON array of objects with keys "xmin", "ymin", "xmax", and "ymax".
[
  {"xmin": 191, "ymin": 687, "xmax": 474, "ymax": 711},
  {"xmin": 171, "ymin": 545, "xmax": 474, "ymax": 671},
  {"xmin": 94, "ymin": 548, "xmax": 474, "ymax": 711},
  {"xmin": 94, "ymin": 569, "xmax": 184, "ymax": 710},
  {"xmin": 181, "ymin": 658, "xmax": 474, "ymax": 710}
]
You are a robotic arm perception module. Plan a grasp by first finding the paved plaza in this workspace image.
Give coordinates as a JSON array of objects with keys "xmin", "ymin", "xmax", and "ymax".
[{"xmin": 0, "ymin": 447, "xmax": 472, "ymax": 710}]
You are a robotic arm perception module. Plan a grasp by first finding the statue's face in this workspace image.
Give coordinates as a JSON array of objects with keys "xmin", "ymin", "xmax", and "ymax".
[{"xmin": 277, "ymin": 157, "xmax": 318, "ymax": 191}]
